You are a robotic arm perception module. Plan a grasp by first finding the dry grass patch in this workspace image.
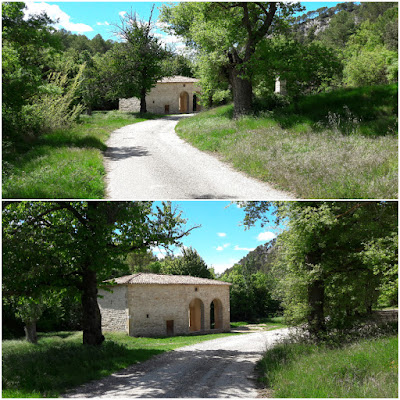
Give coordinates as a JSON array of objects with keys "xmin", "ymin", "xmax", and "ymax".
[{"xmin": 176, "ymin": 99, "xmax": 397, "ymax": 199}]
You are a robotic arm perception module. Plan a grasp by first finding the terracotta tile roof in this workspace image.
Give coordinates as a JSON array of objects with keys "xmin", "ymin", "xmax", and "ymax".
[
  {"xmin": 157, "ymin": 75, "xmax": 199, "ymax": 83},
  {"xmin": 108, "ymin": 273, "xmax": 230, "ymax": 286}
]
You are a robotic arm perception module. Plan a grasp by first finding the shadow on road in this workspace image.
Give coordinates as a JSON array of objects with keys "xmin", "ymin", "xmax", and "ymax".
[
  {"xmin": 105, "ymin": 146, "xmax": 150, "ymax": 161},
  {"xmin": 64, "ymin": 349, "xmax": 261, "ymax": 398}
]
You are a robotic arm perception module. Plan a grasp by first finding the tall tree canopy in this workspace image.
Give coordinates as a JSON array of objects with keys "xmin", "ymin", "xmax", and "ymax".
[
  {"xmin": 2, "ymin": 201, "xmax": 197, "ymax": 345},
  {"xmin": 160, "ymin": 2, "xmax": 303, "ymax": 117},
  {"xmin": 240, "ymin": 201, "xmax": 398, "ymax": 339},
  {"xmin": 109, "ymin": 6, "xmax": 169, "ymax": 112}
]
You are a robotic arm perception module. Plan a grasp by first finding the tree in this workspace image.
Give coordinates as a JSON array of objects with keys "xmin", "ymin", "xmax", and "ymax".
[
  {"xmin": 160, "ymin": 2, "xmax": 303, "ymax": 117},
  {"xmin": 3, "ymin": 201, "xmax": 197, "ymax": 345},
  {"xmin": 253, "ymin": 35, "xmax": 341, "ymax": 98},
  {"xmin": 318, "ymin": 10, "xmax": 356, "ymax": 49},
  {"xmin": 125, "ymin": 249, "xmax": 159, "ymax": 273},
  {"xmin": 110, "ymin": 6, "xmax": 169, "ymax": 113},
  {"xmin": 2, "ymin": 2, "xmax": 58, "ymax": 140},
  {"xmin": 163, "ymin": 247, "xmax": 214, "ymax": 279},
  {"xmin": 342, "ymin": 16, "xmax": 398, "ymax": 87},
  {"xmin": 240, "ymin": 201, "xmax": 398, "ymax": 339}
]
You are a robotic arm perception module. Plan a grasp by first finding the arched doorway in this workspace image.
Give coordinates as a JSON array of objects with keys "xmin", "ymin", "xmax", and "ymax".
[
  {"xmin": 179, "ymin": 91, "xmax": 189, "ymax": 113},
  {"xmin": 189, "ymin": 298, "xmax": 204, "ymax": 332},
  {"xmin": 193, "ymin": 94, "xmax": 197, "ymax": 112},
  {"xmin": 210, "ymin": 299, "xmax": 223, "ymax": 329}
]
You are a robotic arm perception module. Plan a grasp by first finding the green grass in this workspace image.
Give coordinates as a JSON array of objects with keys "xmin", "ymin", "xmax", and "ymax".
[
  {"xmin": 2, "ymin": 330, "xmax": 237, "ymax": 398},
  {"xmin": 257, "ymin": 335, "xmax": 398, "ymax": 398},
  {"xmin": 176, "ymin": 84, "xmax": 398, "ymax": 199},
  {"xmin": 2, "ymin": 111, "xmax": 161, "ymax": 199}
]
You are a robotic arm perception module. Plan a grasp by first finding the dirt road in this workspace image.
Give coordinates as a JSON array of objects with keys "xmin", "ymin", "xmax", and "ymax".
[
  {"xmin": 64, "ymin": 329, "xmax": 289, "ymax": 398},
  {"xmin": 104, "ymin": 115, "xmax": 294, "ymax": 199}
]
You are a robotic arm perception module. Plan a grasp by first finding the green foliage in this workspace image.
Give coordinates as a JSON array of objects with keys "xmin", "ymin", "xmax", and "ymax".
[
  {"xmin": 221, "ymin": 264, "xmax": 280, "ymax": 321},
  {"xmin": 54, "ymin": 29, "xmax": 114, "ymax": 55},
  {"xmin": 160, "ymin": 2, "xmax": 303, "ymax": 116},
  {"xmin": 258, "ymin": 335, "xmax": 398, "ymax": 398},
  {"xmin": 30, "ymin": 65, "xmax": 85, "ymax": 132},
  {"xmin": 343, "ymin": 18, "xmax": 398, "ymax": 86},
  {"xmin": 162, "ymin": 247, "xmax": 214, "ymax": 279},
  {"xmin": 2, "ymin": 2, "xmax": 59, "ymax": 141},
  {"xmin": 241, "ymin": 202, "xmax": 398, "ymax": 336},
  {"xmin": 253, "ymin": 35, "xmax": 342, "ymax": 98},
  {"xmin": 2, "ymin": 201, "xmax": 194, "ymax": 345},
  {"xmin": 106, "ymin": 8, "xmax": 169, "ymax": 111},
  {"xmin": 361, "ymin": 233, "xmax": 398, "ymax": 307}
]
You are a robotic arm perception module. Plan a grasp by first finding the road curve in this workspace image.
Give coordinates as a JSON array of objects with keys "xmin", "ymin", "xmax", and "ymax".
[
  {"xmin": 104, "ymin": 115, "xmax": 294, "ymax": 200},
  {"xmin": 64, "ymin": 328, "xmax": 289, "ymax": 398}
]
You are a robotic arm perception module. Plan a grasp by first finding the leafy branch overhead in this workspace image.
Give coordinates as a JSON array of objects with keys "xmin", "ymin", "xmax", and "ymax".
[{"xmin": 2, "ymin": 201, "xmax": 198, "ymax": 345}]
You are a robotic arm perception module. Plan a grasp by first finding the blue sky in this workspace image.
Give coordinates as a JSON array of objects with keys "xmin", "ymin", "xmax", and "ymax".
[
  {"xmin": 25, "ymin": 2, "xmax": 345, "ymax": 43},
  {"xmin": 151, "ymin": 201, "xmax": 283, "ymax": 275}
]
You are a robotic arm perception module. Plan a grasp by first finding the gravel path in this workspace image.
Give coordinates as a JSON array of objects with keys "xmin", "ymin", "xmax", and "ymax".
[
  {"xmin": 104, "ymin": 115, "xmax": 294, "ymax": 200},
  {"xmin": 64, "ymin": 329, "xmax": 289, "ymax": 398}
]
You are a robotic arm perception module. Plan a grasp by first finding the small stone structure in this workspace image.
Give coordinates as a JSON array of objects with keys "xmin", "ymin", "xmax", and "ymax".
[
  {"xmin": 274, "ymin": 77, "xmax": 287, "ymax": 95},
  {"xmin": 119, "ymin": 76, "xmax": 202, "ymax": 114},
  {"xmin": 98, "ymin": 273, "xmax": 231, "ymax": 337}
]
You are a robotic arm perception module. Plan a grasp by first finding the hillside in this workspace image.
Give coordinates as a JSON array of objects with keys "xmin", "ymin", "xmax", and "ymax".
[
  {"xmin": 222, "ymin": 239, "xmax": 277, "ymax": 277},
  {"xmin": 293, "ymin": 2, "xmax": 359, "ymax": 37}
]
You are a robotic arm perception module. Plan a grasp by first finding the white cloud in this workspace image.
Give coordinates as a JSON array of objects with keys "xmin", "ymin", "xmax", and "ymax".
[
  {"xmin": 24, "ymin": 2, "xmax": 93, "ymax": 33},
  {"xmin": 155, "ymin": 21, "xmax": 170, "ymax": 31},
  {"xmin": 97, "ymin": 21, "xmax": 110, "ymax": 26},
  {"xmin": 216, "ymin": 243, "xmax": 230, "ymax": 251},
  {"xmin": 257, "ymin": 231, "xmax": 277, "ymax": 242},
  {"xmin": 211, "ymin": 263, "xmax": 232, "ymax": 274},
  {"xmin": 234, "ymin": 245, "xmax": 255, "ymax": 252},
  {"xmin": 119, "ymin": 11, "xmax": 127, "ymax": 18},
  {"xmin": 217, "ymin": 232, "xmax": 227, "ymax": 237}
]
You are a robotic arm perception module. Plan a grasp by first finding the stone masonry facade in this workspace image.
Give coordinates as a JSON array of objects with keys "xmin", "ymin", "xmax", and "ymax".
[
  {"xmin": 119, "ymin": 76, "xmax": 202, "ymax": 114},
  {"xmin": 98, "ymin": 274, "xmax": 231, "ymax": 337}
]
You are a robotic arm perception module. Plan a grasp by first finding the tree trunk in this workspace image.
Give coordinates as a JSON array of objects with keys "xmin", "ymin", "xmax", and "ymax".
[
  {"xmin": 305, "ymin": 251, "xmax": 326, "ymax": 339},
  {"xmin": 140, "ymin": 87, "xmax": 147, "ymax": 114},
  {"xmin": 228, "ymin": 66, "xmax": 253, "ymax": 118},
  {"xmin": 307, "ymin": 278, "xmax": 326, "ymax": 338},
  {"xmin": 81, "ymin": 267, "xmax": 104, "ymax": 346},
  {"xmin": 24, "ymin": 321, "xmax": 38, "ymax": 344}
]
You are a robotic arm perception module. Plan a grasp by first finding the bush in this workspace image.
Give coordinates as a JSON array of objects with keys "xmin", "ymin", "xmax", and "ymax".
[{"xmin": 30, "ymin": 66, "xmax": 85, "ymax": 133}]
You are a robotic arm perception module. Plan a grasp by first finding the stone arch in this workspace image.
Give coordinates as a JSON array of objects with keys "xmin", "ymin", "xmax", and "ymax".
[
  {"xmin": 189, "ymin": 298, "xmax": 204, "ymax": 332},
  {"xmin": 193, "ymin": 92, "xmax": 201, "ymax": 112},
  {"xmin": 179, "ymin": 91, "xmax": 189, "ymax": 113},
  {"xmin": 210, "ymin": 298, "xmax": 223, "ymax": 329}
]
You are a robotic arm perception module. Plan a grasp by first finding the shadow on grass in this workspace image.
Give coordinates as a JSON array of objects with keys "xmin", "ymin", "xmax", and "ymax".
[
  {"xmin": 38, "ymin": 332, "xmax": 78, "ymax": 339},
  {"xmin": 39, "ymin": 134, "xmax": 107, "ymax": 151},
  {"xmin": 2, "ymin": 339, "xmax": 166, "ymax": 397},
  {"xmin": 250, "ymin": 84, "xmax": 397, "ymax": 137}
]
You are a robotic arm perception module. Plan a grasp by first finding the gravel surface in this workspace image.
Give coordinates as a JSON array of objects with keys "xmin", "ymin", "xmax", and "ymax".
[
  {"xmin": 104, "ymin": 115, "xmax": 294, "ymax": 200},
  {"xmin": 64, "ymin": 329, "xmax": 289, "ymax": 398}
]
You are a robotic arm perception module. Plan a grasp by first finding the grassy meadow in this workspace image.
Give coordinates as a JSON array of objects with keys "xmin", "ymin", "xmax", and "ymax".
[
  {"xmin": 2, "ymin": 330, "xmax": 237, "ymax": 398},
  {"xmin": 257, "ymin": 334, "xmax": 398, "ymax": 398},
  {"xmin": 2, "ymin": 112, "xmax": 160, "ymax": 199},
  {"xmin": 176, "ymin": 84, "xmax": 398, "ymax": 199}
]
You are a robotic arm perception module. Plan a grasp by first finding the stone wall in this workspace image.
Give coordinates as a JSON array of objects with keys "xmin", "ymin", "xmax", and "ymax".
[
  {"xmin": 119, "ymin": 82, "xmax": 201, "ymax": 114},
  {"xmin": 98, "ymin": 285, "xmax": 129, "ymax": 333},
  {"xmin": 99, "ymin": 283, "xmax": 230, "ymax": 337},
  {"xmin": 127, "ymin": 284, "xmax": 230, "ymax": 337},
  {"xmin": 119, "ymin": 97, "xmax": 140, "ymax": 113}
]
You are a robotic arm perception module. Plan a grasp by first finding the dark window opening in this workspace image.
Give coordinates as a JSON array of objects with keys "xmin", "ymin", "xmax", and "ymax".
[{"xmin": 166, "ymin": 320, "xmax": 174, "ymax": 336}]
